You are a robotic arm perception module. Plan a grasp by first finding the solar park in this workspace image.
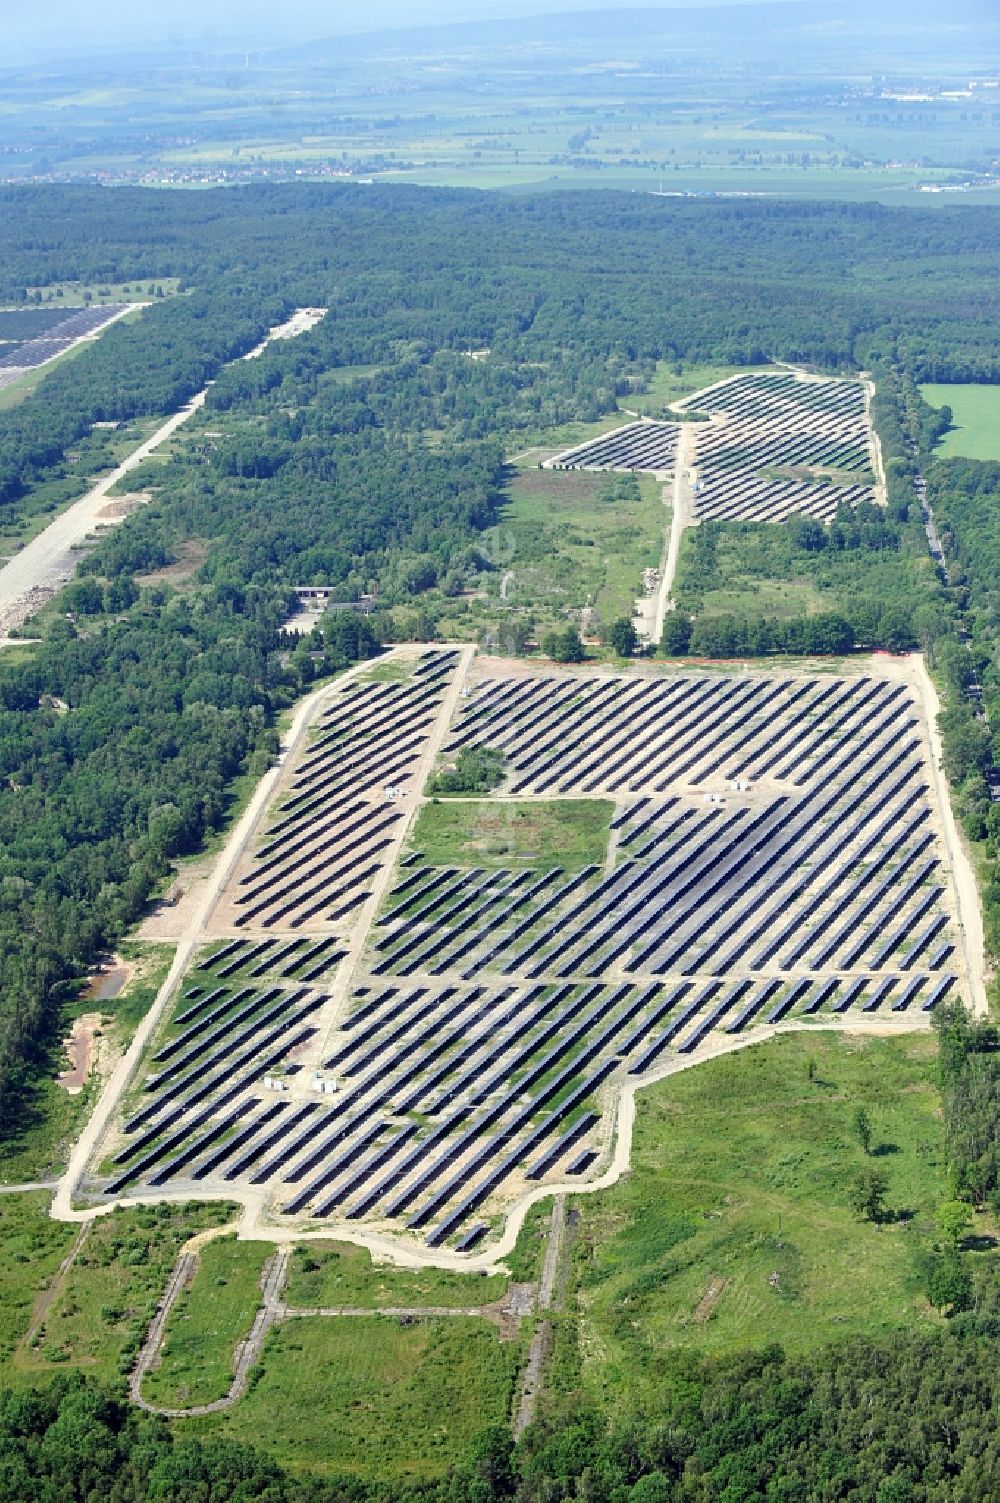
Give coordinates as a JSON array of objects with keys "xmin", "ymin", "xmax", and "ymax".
[
  {"xmin": 0, "ymin": 303, "xmax": 131, "ymax": 390},
  {"xmin": 543, "ymin": 370, "xmax": 878, "ymax": 523},
  {"xmin": 86, "ymin": 644, "xmax": 974, "ymax": 1259}
]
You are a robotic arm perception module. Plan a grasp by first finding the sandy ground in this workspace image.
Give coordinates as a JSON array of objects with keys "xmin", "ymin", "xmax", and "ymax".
[
  {"xmin": 55, "ymin": 1012, "xmax": 102, "ymax": 1095},
  {"xmin": 137, "ymin": 853, "xmax": 216, "ymax": 942},
  {"xmin": 654, "ymin": 423, "xmax": 695, "ymax": 639},
  {"xmin": 908, "ymin": 654, "xmax": 989, "ymax": 1014},
  {"xmin": 862, "ymin": 373, "xmax": 889, "ymax": 508}
]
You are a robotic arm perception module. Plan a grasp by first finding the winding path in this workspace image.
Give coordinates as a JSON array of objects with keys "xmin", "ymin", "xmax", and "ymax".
[{"xmin": 131, "ymin": 1246, "xmax": 290, "ymax": 1417}]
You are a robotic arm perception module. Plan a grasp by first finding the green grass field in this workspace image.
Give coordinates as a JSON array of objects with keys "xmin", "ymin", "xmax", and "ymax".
[
  {"xmin": 0, "ymin": 1195, "xmax": 77, "ymax": 1370},
  {"xmin": 628, "ymin": 360, "xmax": 775, "ymax": 416},
  {"xmin": 191, "ymin": 1314, "xmax": 520, "ymax": 1479},
  {"xmin": 10, "ymin": 1202, "xmax": 236, "ymax": 1386},
  {"xmin": 408, "ymin": 797, "xmax": 612, "ymax": 870},
  {"xmin": 142, "ymin": 1236, "xmax": 270, "ymax": 1409},
  {"xmin": 568, "ymin": 1032, "xmax": 966, "ymax": 1405},
  {"xmin": 922, "ymin": 383, "xmax": 1000, "ymax": 462},
  {"xmin": 285, "ymin": 1240, "xmax": 507, "ymax": 1308},
  {"xmin": 495, "ymin": 468, "xmax": 667, "ymax": 629},
  {"xmin": 672, "ymin": 514, "xmax": 941, "ymax": 627}
]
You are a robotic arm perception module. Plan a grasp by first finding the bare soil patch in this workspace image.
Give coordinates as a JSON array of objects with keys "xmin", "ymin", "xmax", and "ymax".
[
  {"xmin": 137, "ymin": 853, "xmax": 216, "ymax": 941},
  {"xmin": 138, "ymin": 538, "xmax": 207, "ymax": 589},
  {"xmin": 97, "ymin": 492, "xmax": 148, "ymax": 521},
  {"xmin": 693, "ymin": 1276, "xmax": 727, "ymax": 1323},
  {"xmin": 56, "ymin": 1012, "xmax": 102, "ymax": 1094}
]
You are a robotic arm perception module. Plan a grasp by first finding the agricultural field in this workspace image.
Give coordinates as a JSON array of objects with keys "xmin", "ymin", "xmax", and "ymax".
[
  {"xmin": 76, "ymin": 641, "xmax": 978, "ymax": 1266},
  {"xmin": 921, "ymin": 383, "xmax": 1000, "ymax": 462}
]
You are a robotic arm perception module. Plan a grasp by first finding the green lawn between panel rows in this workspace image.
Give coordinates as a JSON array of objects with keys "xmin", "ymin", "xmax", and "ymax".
[{"xmin": 408, "ymin": 797, "xmax": 613, "ymax": 870}]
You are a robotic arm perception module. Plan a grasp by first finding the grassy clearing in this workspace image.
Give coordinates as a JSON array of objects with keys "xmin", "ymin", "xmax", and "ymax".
[
  {"xmin": 353, "ymin": 656, "xmax": 415, "ymax": 684},
  {"xmin": 285, "ymin": 1240, "xmax": 508, "ymax": 1308},
  {"xmin": 142, "ymin": 1236, "xmax": 269, "ymax": 1409},
  {"xmin": 922, "ymin": 383, "xmax": 1000, "ymax": 462},
  {"xmin": 0, "ymin": 941, "xmax": 173, "ymax": 1185},
  {"xmin": 23, "ymin": 279, "xmax": 180, "ymax": 304},
  {"xmin": 0, "ymin": 1195, "xmax": 77, "ymax": 1369},
  {"xmin": 569, "ymin": 1032, "xmax": 956, "ymax": 1404},
  {"xmin": 673, "ymin": 515, "xmax": 940, "ymax": 624},
  {"xmin": 508, "ymin": 412, "xmax": 631, "ymax": 460},
  {"xmin": 495, "ymin": 468, "xmax": 667, "ymax": 629},
  {"xmin": 10, "ymin": 1201, "xmax": 236, "ymax": 1386},
  {"xmin": 408, "ymin": 797, "xmax": 612, "ymax": 870},
  {"xmin": 193, "ymin": 1314, "xmax": 520, "ymax": 1479}
]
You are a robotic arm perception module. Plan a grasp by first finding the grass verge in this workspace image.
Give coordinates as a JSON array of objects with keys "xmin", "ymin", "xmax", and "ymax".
[{"xmin": 285, "ymin": 1240, "xmax": 507, "ymax": 1308}]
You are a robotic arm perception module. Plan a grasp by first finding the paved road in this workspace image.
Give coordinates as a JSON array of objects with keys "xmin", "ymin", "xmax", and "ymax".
[{"xmin": 0, "ymin": 396, "xmax": 203, "ymax": 639}]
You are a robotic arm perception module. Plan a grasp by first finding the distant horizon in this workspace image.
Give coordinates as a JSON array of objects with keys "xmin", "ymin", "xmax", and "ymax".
[{"xmin": 3, "ymin": 0, "xmax": 821, "ymax": 66}]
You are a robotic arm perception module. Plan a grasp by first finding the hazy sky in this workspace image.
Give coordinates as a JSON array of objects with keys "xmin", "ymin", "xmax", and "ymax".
[{"xmin": 6, "ymin": 0, "xmax": 803, "ymax": 63}]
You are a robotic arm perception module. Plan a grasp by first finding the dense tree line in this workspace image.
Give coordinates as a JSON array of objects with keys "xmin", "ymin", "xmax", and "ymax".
[
  {"xmin": 668, "ymin": 504, "xmax": 952, "ymax": 659},
  {"xmin": 13, "ymin": 1319, "xmax": 1000, "ymax": 1503},
  {"xmin": 0, "ymin": 288, "xmax": 285, "ymax": 507},
  {"xmin": 935, "ymin": 1003, "xmax": 1000, "ymax": 1208},
  {"xmin": 873, "ymin": 370, "xmax": 1000, "ymax": 965}
]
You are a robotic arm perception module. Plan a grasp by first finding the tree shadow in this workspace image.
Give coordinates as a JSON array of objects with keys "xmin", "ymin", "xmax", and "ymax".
[{"xmin": 871, "ymin": 1142, "xmax": 901, "ymax": 1158}]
